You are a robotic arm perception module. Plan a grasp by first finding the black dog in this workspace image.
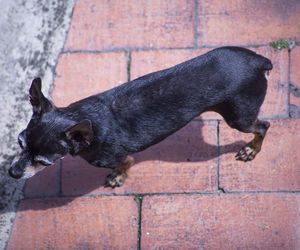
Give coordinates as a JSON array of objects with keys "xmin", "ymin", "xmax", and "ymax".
[{"xmin": 9, "ymin": 47, "xmax": 272, "ymax": 187}]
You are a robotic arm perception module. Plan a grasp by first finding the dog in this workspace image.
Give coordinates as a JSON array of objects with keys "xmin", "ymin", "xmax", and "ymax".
[{"xmin": 9, "ymin": 46, "xmax": 272, "ymax": 188}]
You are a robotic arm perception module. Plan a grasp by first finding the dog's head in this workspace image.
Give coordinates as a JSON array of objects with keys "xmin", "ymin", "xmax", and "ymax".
[{"xmin": 9, "ymin": 78, "xmax": 93, "ymax": 179}]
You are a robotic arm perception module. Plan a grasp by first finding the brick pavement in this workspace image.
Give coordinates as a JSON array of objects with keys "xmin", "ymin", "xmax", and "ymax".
[{"xmin": 7, "ymin": 0, "xmax": 300, "ymax": 249}]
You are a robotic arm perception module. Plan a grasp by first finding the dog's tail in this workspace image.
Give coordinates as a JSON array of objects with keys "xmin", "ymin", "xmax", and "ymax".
[
  {"xmin": 261, "ymin": 58, "xmax": 273, "ymax": 71},
  {"xmin": 258, "ymin": 57, "xmax": 273, "ymax": 80},
  {"xmin": 254, "ymin": 55, "xmax": 273, "ymax": 71}
]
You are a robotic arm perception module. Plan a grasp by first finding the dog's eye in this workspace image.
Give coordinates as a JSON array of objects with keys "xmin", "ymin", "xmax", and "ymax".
[
  {"xmin": 34, "ymin": 156, "xmax": 54, "ymax": 166},
  {"xmin": 37, "ymin": 160, "xmax": 52, "ymax": 166}
]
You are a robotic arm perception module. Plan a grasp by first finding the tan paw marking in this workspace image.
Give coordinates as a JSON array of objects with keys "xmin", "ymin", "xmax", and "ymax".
[
  {"xmin": 105, "ymin": 171, "xmax": 127, "ymax": 188},
  {"xmin": 104, "ymin": 156, "xmax": 134, "ymax": 188},
  {"xmin": 235, "ymin": 144, "xmax": 259, "ymax": 162}
]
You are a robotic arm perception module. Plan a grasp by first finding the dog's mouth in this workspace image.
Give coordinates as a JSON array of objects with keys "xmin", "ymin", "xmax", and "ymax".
[{"xmin": 22, "ymin": 165, "xmax": 47, "ymax": 179}]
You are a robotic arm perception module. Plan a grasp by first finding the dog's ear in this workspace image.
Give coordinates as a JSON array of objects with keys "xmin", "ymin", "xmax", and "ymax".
[
  {"xmin": 29, "ymin": 78, "xmax": 53, "ymax": 114},
  {"xmin": 65, "ymin": 119, "xmax": 94, "ymax": 155}
]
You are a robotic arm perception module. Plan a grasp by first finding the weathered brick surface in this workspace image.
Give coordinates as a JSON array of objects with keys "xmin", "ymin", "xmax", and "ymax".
[
  {"xmin": 61, "ymin": 121, "xmax": 218, "ymax": 195},
  {"xmin": 142, "ymin": 194, "xmax": 300, "ymax": 249},
  {"xmin": 7, "ymin": 196, "xmax": 138, "ymax": 249},
  {"xmin": 23, "ymin": 161, "xmax": 60, "ymax": 198},
  {"xmin": 61, "ymin": 155, "xmax": 112, "ymax": 196},
  {"xmin": 65, "ymin": 0, "xmax": 195, "ymax": 51},
  {"xmin": 290, "ymin": 46, "xmax": 300, "ymax": 113},
  {"xmin": 52, "ymin": 52, "xmax": 127, "ymax": 107},
  {"xmin": 8, "ymin": 1, "xmax": 300, "ymax": 249},
  {"xmin": 196, "ymin": 0, "xmax": 300, "ymax": 46},
  {"xmin": 219, "ymin": 119, "xmax": 300, "ymax": 191},
  {"xmin": 127, "ymin": 121, "xmax": 218, "ymax": 193},
  {"xmin": 131, "ymin": 49, "xmax": 209, "ymax": 79},
  {"xmin": 253, "ymin": 47, "xmax": 289, "ymax": 118}
]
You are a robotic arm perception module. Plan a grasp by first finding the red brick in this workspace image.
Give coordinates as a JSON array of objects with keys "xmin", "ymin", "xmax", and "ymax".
[
  {"xmin": 253, "ymin": 47, "xmax": 289, "ymax": 118},
  {"xmin": 8, "ymin": 196, "xmax": 138, "ymax": 249},
  {"xmin": 61, "ymin": 121, "xmax": 218, "ymax": 195},
  {"xmin": 196, "ymin": 0, "xmax": 300, "ymax": 46},
  {"xmin": 52, "ymin": 52, "xmax": 127, "ymax": 107},
  {"xmin": 61, "ymin": 155, "xmax": 112, "ymax": 196},
  {"xmin": 142, "ymin": 194, "xmax": 300, "ymax": 249},
  {"xmin": 131, "ymin": 49, "xmax": 209, "ymax": 79},
  {"xmin": 290, "ymin": 46, "xmax": 300, "ymax": 110},
  {"xmin": 219, "ymin": 119, "xmax": 300, "ymax": 191},
  {"xmin": 128, "ymin": 121, "xmax": 217, "ymax": 193},
  {"xmin": 23, "ymin": 160, "xmax": 60, "ymax": 198},
  {"xmin": 65, "ymin": 0, "xmax": 194, "ymax": 51}
]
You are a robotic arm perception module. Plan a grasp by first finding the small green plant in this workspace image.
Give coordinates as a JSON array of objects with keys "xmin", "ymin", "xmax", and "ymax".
[
  {"xmin": 134, "ymin": 195, "xmax": 142, "ymax": 205},
  {"xmin": 269, "ymin": 39, "xmax": 294, "ymax": 50}
]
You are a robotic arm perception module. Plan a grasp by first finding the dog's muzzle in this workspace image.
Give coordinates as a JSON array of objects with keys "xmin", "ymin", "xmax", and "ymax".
[
  {"xmin": 8, "ymin": 152, "xmax": 41, "ymax": 179},
  {"xmin": 9, "ymin": 154, "xmax": 24, "ymax": 179}
]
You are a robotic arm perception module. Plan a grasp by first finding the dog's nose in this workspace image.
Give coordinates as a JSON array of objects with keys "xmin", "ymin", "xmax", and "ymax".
[{"xmin": 8, "ymin": 167, "xmax": 23, "ymax": 179}]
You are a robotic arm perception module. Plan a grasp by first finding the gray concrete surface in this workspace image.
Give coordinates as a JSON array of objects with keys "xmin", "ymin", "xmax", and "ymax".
[{"xmin": 0, "ymin": 1, "xmax": 75, "ymax": 248}]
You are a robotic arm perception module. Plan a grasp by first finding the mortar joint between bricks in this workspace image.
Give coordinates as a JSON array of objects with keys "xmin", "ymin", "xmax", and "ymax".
[
  {"xmin": 216, "ymin": 120, "xmax": 221, "ymax": 190},
  {"xmin": 58, "ymin": 158, "xmax": 63, "ymax": 197},
  {"xmin": 193, "ymin": 0, "xmax": 199, "ymax": 48},
  {"xmin": 218, "ymin": 187, "xmax": 226, "ymax": 194},
  {"xmin": 286, "ymin": 46, "xmax": 300, "ymax": 118},
  {"xmin": 288, "ymin": 48, "xmax": 292, "ymax": 118},
  {"xmin": 134, "ymin": 195, "xmax": 143, "ymax": 250},
  {"xmin": 125, "ymin": 50, "xmax": 132, "ymax": 82}
]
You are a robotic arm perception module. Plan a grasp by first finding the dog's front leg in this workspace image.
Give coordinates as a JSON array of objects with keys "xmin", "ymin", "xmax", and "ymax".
[{"xmin": 105, "ymin": 156, "xmax": 135, "ymax": 188}]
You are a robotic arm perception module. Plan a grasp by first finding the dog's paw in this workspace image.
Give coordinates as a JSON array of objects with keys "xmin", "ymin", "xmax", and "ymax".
[
  {"xmin": 235, "ymin": 143, "xmax": 259, "ymax": 162},
  {"xmin": 105, "ymin": 171, "xmax": 127, "ymax": 188}
]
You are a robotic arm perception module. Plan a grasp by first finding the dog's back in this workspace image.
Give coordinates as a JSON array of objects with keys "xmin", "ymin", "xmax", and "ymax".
[
  {"xmin": 109, "ymin": 47, "xmax": 272, "ymax": 111},
  {"xmin": 99, "ymin": 47, "xmax": 272, "ymax": 153}
]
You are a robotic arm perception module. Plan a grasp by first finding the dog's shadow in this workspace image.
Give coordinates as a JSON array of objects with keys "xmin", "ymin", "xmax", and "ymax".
[{"xmin": 17, "ymin": 119, "xmax": 245, "ymax": 212}]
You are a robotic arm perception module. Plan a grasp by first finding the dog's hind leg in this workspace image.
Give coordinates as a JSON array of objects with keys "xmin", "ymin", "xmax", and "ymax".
[
  {"xmin": 235, "ymin": 119, "xmax": 270, "ymax": 161},
  {"xmin": 212, "ymin": 89, "xmax": 270, "ymax": 161},
  {"xmin": 105, "ymin": 156, "xmax": 135, "ymax": 188},
  {"xmin": 210, "ymin": 70, "xmax": 270, "ymax": 161}
]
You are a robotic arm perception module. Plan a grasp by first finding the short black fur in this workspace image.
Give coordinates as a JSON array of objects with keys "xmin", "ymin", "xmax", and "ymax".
[{"xmin": 9, "ymin": 47, "xmax": 272, "ymax": 184}]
